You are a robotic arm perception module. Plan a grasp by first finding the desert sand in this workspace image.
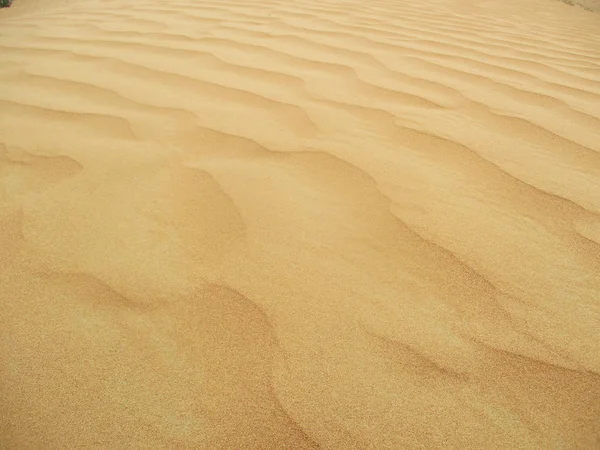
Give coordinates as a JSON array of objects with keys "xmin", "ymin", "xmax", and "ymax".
[{"xmin": 1, "ymin": 0, "xmax": 600, "ymax": 448}]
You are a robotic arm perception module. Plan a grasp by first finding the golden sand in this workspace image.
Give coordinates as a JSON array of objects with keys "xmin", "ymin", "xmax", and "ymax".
[{"xmin": 1, "ymin": 0, "xmax": 600, "ymax": 447}]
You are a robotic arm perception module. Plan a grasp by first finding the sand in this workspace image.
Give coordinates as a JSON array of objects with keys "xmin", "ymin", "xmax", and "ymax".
[
  {"xmin": 1, "ymin": 0, "xmax": 600, "ymax": 448},
  {"xmin": 562, "ymin": 0, "xmax": 600, "ymax": 12}
]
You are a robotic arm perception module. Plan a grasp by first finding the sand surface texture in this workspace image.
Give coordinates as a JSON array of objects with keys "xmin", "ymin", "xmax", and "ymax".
[{"xmin": 1, "ymin": 0, "xmax": 600, "ymax": 448}]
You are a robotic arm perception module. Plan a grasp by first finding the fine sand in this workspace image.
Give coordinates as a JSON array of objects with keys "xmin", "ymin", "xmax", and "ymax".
[
  {"xmin": 1, "ymin": 0, "xmax": 600, "ymax": 448},
  {"xmin": 562, "ymin": 0, "xmax": 600, "ymax": 12}
]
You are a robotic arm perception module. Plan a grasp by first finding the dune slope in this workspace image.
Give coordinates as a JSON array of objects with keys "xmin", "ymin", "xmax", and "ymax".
[{"xmin": 1, "ymin": 0, "xmax": 600, "ymax": 448}]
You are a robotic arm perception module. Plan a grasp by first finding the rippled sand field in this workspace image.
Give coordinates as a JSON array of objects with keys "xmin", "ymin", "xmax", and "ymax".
[{"xmin": 1, "ymin": 0, "xmax": 600, "ymax": 448}]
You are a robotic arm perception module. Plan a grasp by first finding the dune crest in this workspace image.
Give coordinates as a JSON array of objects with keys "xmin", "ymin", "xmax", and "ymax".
[{"xmin": 1, "ymin": 0, "xmax": 600, "ymax": 448}]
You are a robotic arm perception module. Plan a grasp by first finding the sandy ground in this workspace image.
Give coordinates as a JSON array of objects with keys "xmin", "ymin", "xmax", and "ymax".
[
  {"xmin": 563, "ymin": 0, "xmax": 600, "ymax": 12},
  {"xmin": 1, "ymin": 0, "xmax": 600, "ymax": 448}
]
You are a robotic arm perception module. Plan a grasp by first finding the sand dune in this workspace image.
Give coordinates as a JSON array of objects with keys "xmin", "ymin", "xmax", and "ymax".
[{"xmin": 1, "ymin": 0, "xmax": 600, "ymax": 448}]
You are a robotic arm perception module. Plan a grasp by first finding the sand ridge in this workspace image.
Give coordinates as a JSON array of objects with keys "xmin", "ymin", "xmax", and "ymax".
[{"xmin": 1, "ymin": 0, "xmax": 600, "ymax": 448}]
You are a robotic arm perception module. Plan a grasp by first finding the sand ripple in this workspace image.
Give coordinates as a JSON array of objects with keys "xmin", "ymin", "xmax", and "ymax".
[{"xmin": 1, "ymin": 0, "xmax": 600, "ymax": 448}]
